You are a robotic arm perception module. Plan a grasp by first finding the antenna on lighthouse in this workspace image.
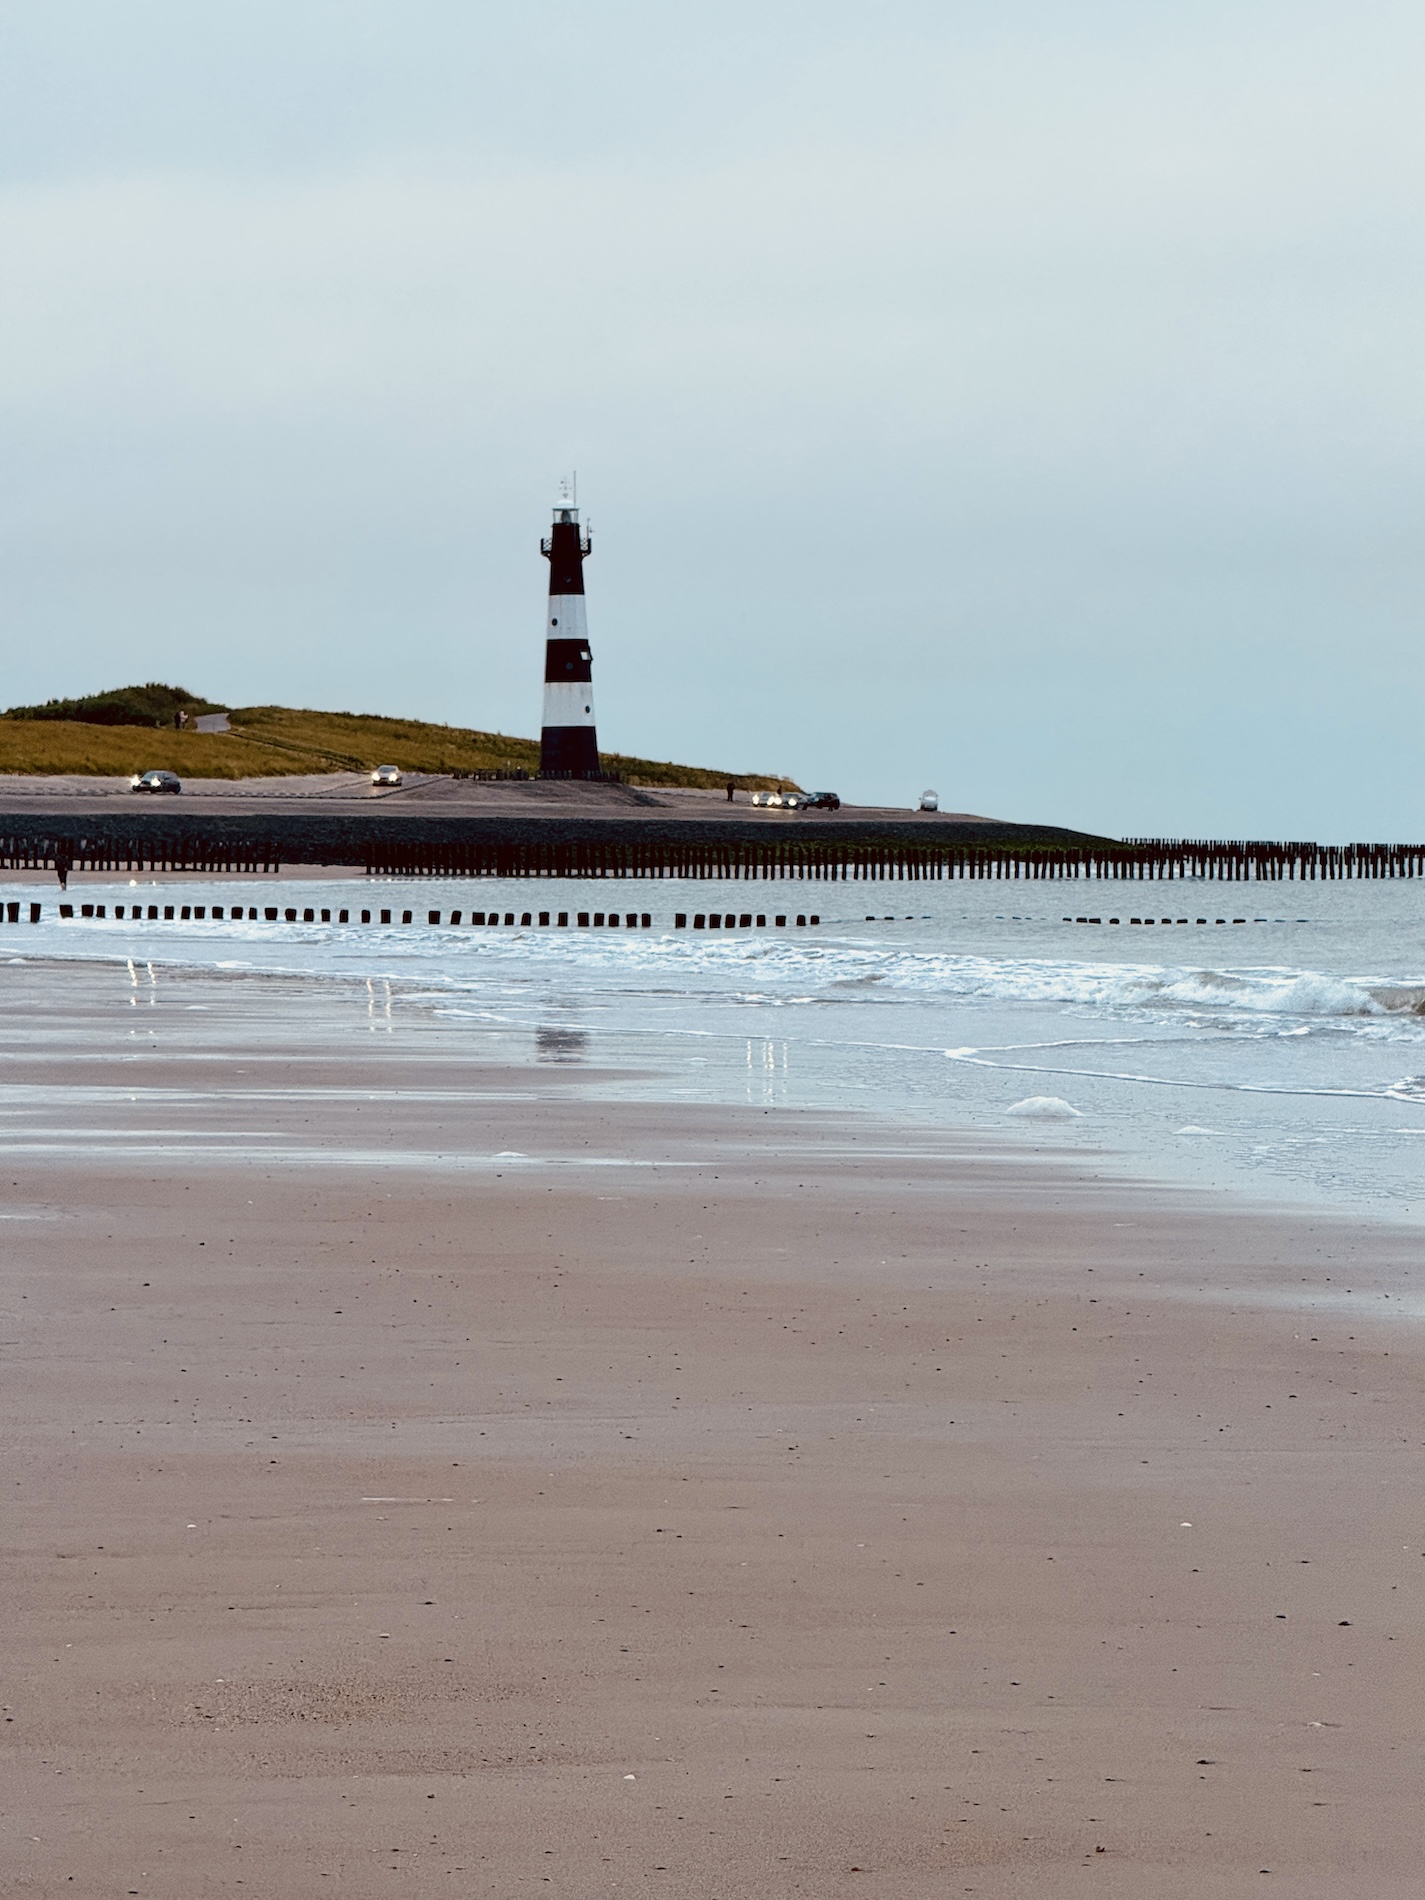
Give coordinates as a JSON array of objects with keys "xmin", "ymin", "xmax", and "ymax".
[{"xmin": 538, "ymin": 480, "xmax": 599, "ymax": 778}]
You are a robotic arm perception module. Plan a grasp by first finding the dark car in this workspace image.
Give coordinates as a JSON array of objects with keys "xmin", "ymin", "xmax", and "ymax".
[
  {"xmin": 801, "ymin": 790, "xmax": 841, "ymax": 810},
  {"xmin": 131, "ymin": 770, "xmax": 181, "ymax": 794}
]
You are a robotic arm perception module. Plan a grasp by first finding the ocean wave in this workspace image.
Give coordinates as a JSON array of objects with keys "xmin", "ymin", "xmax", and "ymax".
[
  {"xmin": 1144, "ymin": 967, "xmax": 1390, "ymax": 1018},
  {"xmin": 793, "ymin": 950, "xmax": 1402, "ymax": 1022},
  {"xmin": 555, "ymin": 940, "xmax": 1425, "ymax": 1031},
  {"xmin": 1368, "ymin": 986, "xmax": 1425, "ymax": 1015},
  {"xmin": 10, "ymin": 893, "xmax": 1425, "ymax": 1031}
]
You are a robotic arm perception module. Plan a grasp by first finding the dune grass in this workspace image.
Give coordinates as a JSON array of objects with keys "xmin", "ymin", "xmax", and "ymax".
[
  {"xmin": 0, "ymin": 722, "xmax": 302, "ymax": 779},
  {"xmin": 0, "ymin": 704, "xmax": 795, "ymax": 790},
  {"xmin": 5, "ymin": 682, "xmax": 222, "ymax": 727}
]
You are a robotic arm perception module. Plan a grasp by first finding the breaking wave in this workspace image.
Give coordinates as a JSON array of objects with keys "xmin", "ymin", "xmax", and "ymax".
[
  {"xmin": 21, "ymin": 902, "xmax": 1425, "ymax": 1029},
  {"xmin": 771, "ymin": 947, "xmax": 1420, "ymax": 1024}
]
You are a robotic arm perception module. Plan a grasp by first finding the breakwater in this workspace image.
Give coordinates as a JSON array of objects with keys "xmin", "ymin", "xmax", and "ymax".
[
  {"xmin": 1, "ymin": 811, "xmax": 1422, "ymax": 882},
  {"xmin": 365, "ymin": 832, "xmax": 1425, "ymax": 882},
  {"xmin": 45, "ymin": 900, "xmax": 821, "ymax": 930}
]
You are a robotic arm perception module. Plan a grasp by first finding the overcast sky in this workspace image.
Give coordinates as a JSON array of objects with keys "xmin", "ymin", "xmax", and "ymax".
[{"xmin": 1, "ymin": 1, "xmax": 1421, "ymax": 837}]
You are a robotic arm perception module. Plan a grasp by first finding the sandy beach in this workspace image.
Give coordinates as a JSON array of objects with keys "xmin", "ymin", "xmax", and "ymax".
[{"xmin": 3, "ymin": 964, "xmax": 1423, "ymax": 1897}]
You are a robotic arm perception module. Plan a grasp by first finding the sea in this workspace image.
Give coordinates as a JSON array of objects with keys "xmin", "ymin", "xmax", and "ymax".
[{"xmin": 4, "ymin": 871, "xmax": 1425, "ymax": 1219}]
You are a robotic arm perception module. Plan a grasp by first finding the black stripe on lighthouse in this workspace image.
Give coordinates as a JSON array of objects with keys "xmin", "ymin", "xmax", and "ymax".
[{"xmin": 539, "ymin": 486, "xmax": 599, "ymax": 778}]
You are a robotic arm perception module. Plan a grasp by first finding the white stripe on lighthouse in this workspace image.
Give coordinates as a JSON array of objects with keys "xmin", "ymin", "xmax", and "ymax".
[
  {"xmin": 546, "ymin": 595, "xmax": 588, "ymax": 638},
  {"xmin": 542, "ymin": 681, "xmax": 596, "ymax": 727}
]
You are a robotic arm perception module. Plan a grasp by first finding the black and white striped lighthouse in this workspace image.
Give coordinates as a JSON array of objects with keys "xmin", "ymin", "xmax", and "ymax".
[{"xmin": 539, "ymin": 480, "xmax": 599, "ymax": 778}]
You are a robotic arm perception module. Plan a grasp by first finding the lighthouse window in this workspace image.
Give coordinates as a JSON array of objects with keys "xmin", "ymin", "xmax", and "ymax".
[
  {"xmin": 580, "ymin": 648, "xmax": 590, "ymax": 659},
  {"xmin": 550, "ymin": 617, "xmax": 557, "ymax": 625}
]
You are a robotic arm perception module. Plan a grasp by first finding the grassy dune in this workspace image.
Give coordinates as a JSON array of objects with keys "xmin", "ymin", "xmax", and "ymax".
[
  {"xmin": 0, "ymin": 722, "xmax": 295, "ymax": 779},
  {"xmin": 0, "ymin": 704, "xmax": 795, "ymax": 791}
]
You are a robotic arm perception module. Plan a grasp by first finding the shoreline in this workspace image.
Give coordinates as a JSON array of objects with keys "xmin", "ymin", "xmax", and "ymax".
[
  {"xmin": 3, "ymin": 963, "xmax": 1424, "ymax": 1894},
  {"xmin": 2, "ymin": 947, "xmax": 1423, "ymax": 1231}
]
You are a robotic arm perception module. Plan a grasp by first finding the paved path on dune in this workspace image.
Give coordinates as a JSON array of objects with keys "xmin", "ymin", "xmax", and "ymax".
[{"xmin": 0, "ymin": 772, "xmax": 997, "ymax": 825}]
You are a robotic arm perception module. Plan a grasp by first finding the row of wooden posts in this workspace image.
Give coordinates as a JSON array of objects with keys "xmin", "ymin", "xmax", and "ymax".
[
  {"xmin": 0, "ymin": 838, "xmax": 279, "ymax": 883},
  {"xmin": 48, "ymin": 900, "xmax": 821, "ymax": 929},
  {"xmin": 364, "ymin": 839, "xmax": 1425, "ymax": 882},
  {"xmin": 3, "ymin": 833, "xmax": 1425, "ymax": 883}
]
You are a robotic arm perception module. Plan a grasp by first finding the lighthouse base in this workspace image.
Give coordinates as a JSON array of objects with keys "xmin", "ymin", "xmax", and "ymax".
[{"xmin": 539, "ymin": 726, "xmax": 602, "ymax": 778}]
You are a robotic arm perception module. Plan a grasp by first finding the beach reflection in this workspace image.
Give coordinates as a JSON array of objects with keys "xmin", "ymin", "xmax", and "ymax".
[
  {"xmin": 366, "ymin": 976, "xmax": 393, "ymax": 1032},
  {"xmin": 536, "ymin": 1025, "xmax": 588, "ymax": 1063},
  {"xmin": 746, "ymin": 1035, "xmax": 789, "ymax": 1107}
]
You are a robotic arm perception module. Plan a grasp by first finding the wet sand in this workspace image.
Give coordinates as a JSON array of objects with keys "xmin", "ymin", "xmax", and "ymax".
[{"xmin": 3, "ymin": 971, "xmax": 1423, "ymax": 1896}]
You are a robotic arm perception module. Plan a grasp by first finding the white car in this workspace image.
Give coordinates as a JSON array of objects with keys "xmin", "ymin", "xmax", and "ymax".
[{"xmin": 371, "ymin": 765, "xmax": 403, "ymax": 787}]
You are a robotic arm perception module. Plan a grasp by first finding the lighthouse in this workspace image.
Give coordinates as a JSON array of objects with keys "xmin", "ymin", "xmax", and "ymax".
[{"xmin": 539, "ymin": 480, "xmax": 599, "ymax": 777}]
